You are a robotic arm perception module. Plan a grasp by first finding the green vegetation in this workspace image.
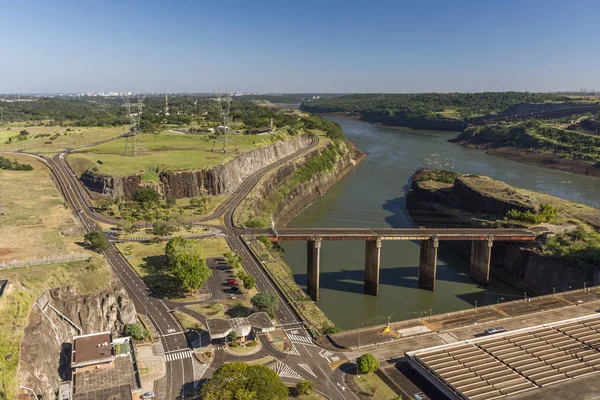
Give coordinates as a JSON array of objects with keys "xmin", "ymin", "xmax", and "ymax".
[
  {"xmin": 0, "ymin": 155, "xmax": 32, "ymax": 170},
  {"xmin": 200, "ymin": 362, "xmax": 289, "ymax": 400},
  {"xmin": 134, "ymin": 187, "xmax": 160, "ymax": 204},
  {"xmin": 83, "ymin": 230, "xmax": 109, "ymax": 252},
  {"xmin": 0, "ymin": 258, "xmax": 110, "ymax": 400},
  {"xmin": 125, "ymin": 323, "xmax": 147, "ymax": 340},
  {"xmin": 505, "ymin": 203, "xmax": 557, "ymax": 224},
  {"xmin": 542, "ymin": 228, "xmax": 600, "ymax": 269},
  {"xmin": 244, "ymin": 237, "xmax": 338, "ymax": 334},
  {"xmin": 353, "ymin": 373, "xmax": 399, "ymax": 400},
  {"xmin": 294, "ymin": 380, "xmax": 315, "ymax": 396},
  {"xmin": 417, "ymin": 169, "xmax": 459, "ymax": 184},
  {"xmin": 173, "ymin": 310, "xmax": 204, "ymax": 330},
  {"xmin": 165, "ymin": 237, "xmax": 211, "ymax": 294},
  {"xmin": 251, "ymin": 292, "xmax": 279, "ymax": 317},
  {"xmin": 457, "ymin": 120, "xmax": 600, "ymax": 163},
  {"xmin": 357, "ymin": 353, "xmax": 380, "ymax": 374},
  {"xmin": 301, "ymin": 92, "xmax": 572, "ymax": 120},
  {"xmin": 151, "ymin": 222, "xmax": 177, "ymax": 236}
]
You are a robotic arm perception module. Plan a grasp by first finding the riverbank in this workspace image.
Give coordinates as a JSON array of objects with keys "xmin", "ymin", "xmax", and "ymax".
[{"xmin": 406, "ymin": 169, "xmax": 600, "ymax": 295}]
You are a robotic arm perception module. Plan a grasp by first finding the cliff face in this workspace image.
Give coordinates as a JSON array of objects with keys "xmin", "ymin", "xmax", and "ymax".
[
  {"xmin": 406, "ymin": 170, "xmax": 600, "ymax": 295},
  {"xmin": 241, "ymin": 141, "xmax": 365, "ymax": 227},
  {"xmin": 359, "ymin": 110, "xmax": 466, "ymax": 131},
  {"xmin": 79, "ymin": 135, "xmax": 313, "ymax": 199},
  {"xmin": 17, "ymin": 280, "xmax": 136, "ymax": 398}
]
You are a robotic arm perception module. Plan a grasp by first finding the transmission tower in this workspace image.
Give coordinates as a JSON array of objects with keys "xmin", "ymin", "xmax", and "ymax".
[
  {"xmin": 124, "ymin": 96, "xmax": 146, "ymax": 156},
  {"xmin": 211, "ymin": 93, "xmax": 237, "ymax": 153}
]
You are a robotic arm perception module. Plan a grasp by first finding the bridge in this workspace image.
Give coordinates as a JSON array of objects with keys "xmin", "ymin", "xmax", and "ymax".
[{"xmin": 252, "ymin": 228, "xmax": 538, "ymax": 301}]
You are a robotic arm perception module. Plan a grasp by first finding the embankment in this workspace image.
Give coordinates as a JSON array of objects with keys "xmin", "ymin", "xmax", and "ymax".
[
  {"xmin": 406, "ymin": 169, "xmax": 600, "ymax": 295},
  {"xmin": 235, "ymin": 139, "xmax": 365, "ymax": 227},
  {"xmin": 78, "ymin": 135, "xmax": 313, "ymax": 199},
  {"xmin": 17, "ymin": 280, "xmax": 136, "ymax": 398}
]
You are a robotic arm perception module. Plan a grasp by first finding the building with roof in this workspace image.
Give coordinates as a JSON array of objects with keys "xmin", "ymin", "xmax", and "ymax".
[
  {"xmin": 206, "ymin": 312, "xmax": 275, "ymax": 341},
  {"xmin": 68, "ymin": 332, "xmax": 140, "ymax": 400}
]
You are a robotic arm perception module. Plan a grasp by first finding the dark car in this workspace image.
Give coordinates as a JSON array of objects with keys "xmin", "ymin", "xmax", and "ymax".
[{"xmin": 484, "ymin": 327, "xmax": 507, "ymax": 335}]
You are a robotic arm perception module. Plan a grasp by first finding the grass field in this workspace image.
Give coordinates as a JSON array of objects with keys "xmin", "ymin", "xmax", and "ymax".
[
  {"xmin": 0, "ymin": 125, "xmax": 127, "ymax": 153},
  {"xmin": 0, "ymin": 153, "xmax": 89, "ymax": 262},
  {"xmin": 0, "ymin": 258, "xmax": 110, "ymax": 399},
  {"xmin": 116, "ymin": 236, "xmax": 230, "ymax": 301},
  {"xmin": 67, "ymin": 130, "xmax": 292, "ymax": 177},
  {"xmin": 173, "ymin": 310, "xmax": 204, "ymax": 330},
  {"xmin": 352, "ymin": 373, "xmax": 398, "ymax": 400}
]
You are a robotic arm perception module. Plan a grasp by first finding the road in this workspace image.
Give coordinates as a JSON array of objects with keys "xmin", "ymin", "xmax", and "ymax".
[{"xmin": 17, "ymin": 134, "xmax": 363, "ymax": 399}]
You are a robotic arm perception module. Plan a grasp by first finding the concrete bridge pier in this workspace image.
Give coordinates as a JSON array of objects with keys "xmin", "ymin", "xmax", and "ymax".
[
  {"xmin": 418, "ymin": 237, "xmax": 439, "ymax": 290},
  {"xmin": 470, "ymin": 237, "xmax": 493, "ymax": 285},
  {"xmin": 364, "ymin": 238, "xmax": 382, "ymax": 296},
  {"xmin": 307, "ymin": 238, "xmax": 322, "ymax": 301}
]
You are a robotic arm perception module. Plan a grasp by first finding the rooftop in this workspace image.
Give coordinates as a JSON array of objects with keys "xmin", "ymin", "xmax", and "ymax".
[
  {"xmin": 408, "ymin": 314, "xmax": 600, "ymax": 399},
  {"xmin": 206, "ymin": 312, "xmax": 273, "ymax": 339},
  {"xmin": 72, "ymin": 356, "xmax": 138, "ymax": 399},
  {"xmin": 72, "ymin": 332, "xmax": 112, "ymax": 367}
]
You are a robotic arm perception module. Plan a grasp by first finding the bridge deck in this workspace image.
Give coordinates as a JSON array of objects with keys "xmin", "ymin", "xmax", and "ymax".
[{"xmin": 254, "ymin": 228, "xmax": 538, "ymax": 242}]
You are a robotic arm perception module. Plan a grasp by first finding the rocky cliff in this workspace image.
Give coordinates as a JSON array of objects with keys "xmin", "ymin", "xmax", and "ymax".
[
  {"xmin": 406, "ymin": 169, "xmax": 600, "ymax": 295},
  {"xmin": 78, "ymin": 135, "xmax": 313, "ymax": 199},
  {"xmin": 239, "ymin": 141, "xmax": 365, "ymax": 227},
  {"xmin": 17, "ymin": 280, "xmax": 136, "ymax": 398}
]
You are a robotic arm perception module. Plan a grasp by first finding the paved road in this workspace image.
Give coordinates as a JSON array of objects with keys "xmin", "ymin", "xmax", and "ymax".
[{"xmin": 17, "ymin": 134, "xmax": 364, "ymax": 399}]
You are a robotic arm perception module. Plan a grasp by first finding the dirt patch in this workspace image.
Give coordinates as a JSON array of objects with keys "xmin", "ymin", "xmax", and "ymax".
[{"xmin": 0, "ymin": 248, "xmax": 15, "ymax": 256}]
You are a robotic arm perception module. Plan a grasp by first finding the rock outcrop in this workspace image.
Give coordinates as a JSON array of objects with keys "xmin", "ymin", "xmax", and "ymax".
[
  {"xmin": 78, "ymin": 135, "xmax": 313, "ymax": 199},
  {"xmin": 406, "ymin": 169, "xmax": 600, "ymax": 295},
  {"xmin": 17, "ymin": 280, "xmax": 136, "ymax": 399}
]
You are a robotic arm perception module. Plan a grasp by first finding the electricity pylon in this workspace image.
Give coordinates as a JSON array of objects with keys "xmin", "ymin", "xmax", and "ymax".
[
  {"xmin": 211, "ymin": 92, "xmax": 237, "ymax": 153},
  {"xmin": 124, "ymin": 96, "xmax": 146, "ymax": 156}
]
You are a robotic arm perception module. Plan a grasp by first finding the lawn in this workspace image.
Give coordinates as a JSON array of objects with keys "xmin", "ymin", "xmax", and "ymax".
[
  {"xmin": 172, "ymin": 310, "xmax": 205, "ymax": 331},
  {"xmin": 0, "ymin": 125, "xmax": 127, "ymax": 153},
  {"xmin": 67, "ymin": 130, "xmax": 292, "ymax": 177},
  {"xmin": 116, "ymin": 236, "xmax": 231, "ymax": 300},
  {"xmin": 0, "ymin": 258, "xmax": 110, "ymax": 399},
  {"xmin": 0, "ymin": 153, "xmax": 89, "ymax": 262},
  {"xmin": 352, "ymin": 373, "xmax": 398, "ymax": 400}
]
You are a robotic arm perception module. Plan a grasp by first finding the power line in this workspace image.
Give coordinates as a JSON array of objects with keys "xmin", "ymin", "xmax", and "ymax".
[
  {"xmin": 211, "ymin": 92, "xmax": 237, "ymax": 153},
  {"xmin": 124, "ymin": 95, "xmax": 146, "ymax": 156}
]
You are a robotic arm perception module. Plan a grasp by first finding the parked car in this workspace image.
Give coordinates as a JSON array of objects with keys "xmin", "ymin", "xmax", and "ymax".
[
  {"xmin": 141, "ymin": 392, "xmax": 155, "ymax": 399},
  {"xmin": 227, "ymin": 279, "xmax": 238, "ymax": 286},
  {"xmin": 484, "ymin": 327, "xmax": 507, "ymax": 335}
]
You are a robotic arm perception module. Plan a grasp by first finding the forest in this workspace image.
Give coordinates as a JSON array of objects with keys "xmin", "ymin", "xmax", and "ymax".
[{"xmin": 300, "ymin": 92, "xmax": 573, "ymax": 120}]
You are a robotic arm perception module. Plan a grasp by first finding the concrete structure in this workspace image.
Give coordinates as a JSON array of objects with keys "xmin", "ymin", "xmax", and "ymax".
[
  {"xmin": 70, "ymin": 332, "xmax": 139, "ymax": 400},
  {"xmin": 206, "ymin": 312, "xmax": 274, "ymax": 341},
  {"xmin": 406, "ymin": 314, "xmax": 600, "ymax": 400},
  {"xmin": 263, "ymin": 228, "xmax": 537, "ymax": 300}
]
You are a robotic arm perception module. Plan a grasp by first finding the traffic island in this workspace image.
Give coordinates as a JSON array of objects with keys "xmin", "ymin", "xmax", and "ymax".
[{"xmin": 223, "ymin": 338, "xmax": 262, "ymax": 356}]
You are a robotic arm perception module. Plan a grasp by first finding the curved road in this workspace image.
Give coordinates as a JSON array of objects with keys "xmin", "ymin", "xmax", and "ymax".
[{"xmin": 13, "ymin": 134, "xmax": 361, "ymax": 399}]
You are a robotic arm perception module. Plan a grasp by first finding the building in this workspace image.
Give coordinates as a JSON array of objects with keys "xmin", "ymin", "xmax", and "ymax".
[
  {"xmin": 68, "ymin": 332, "xmax": 141, "ymax": 400},
  {"xmin": 206, "ymin": 312, "xmax": 275, "ymax": 342}
]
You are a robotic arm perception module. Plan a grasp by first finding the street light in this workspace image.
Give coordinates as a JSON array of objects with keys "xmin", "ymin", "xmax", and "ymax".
[
  {"xmin": 497, "ymin": 297, "xmax": 504, "ymax": 304},
  {"xmin": 429, "ymin": 308, "xmax": 432, "ymax": 320},
  {"xmin": 474, "ymin": 301, "xmax": 478, "ymax": 309},
  {"xmin": 584, "ymin": 282, "xmax": 587, "ymax": 290},
  {"xmin": 524, "ymin": 292, "xmax": 527, "ymax": 301},
  {"xmin": 553, "ymin": 287, "xmax": 556, "ymax": 295}
]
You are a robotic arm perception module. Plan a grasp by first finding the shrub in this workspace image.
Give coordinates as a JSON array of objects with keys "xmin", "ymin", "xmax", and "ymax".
[
  {"xmin": 134, "ymin": 187, "xmax": 160, "ymax": 204},
  {"xmin": 357, "ymin": 353, "xmax": 380, "ymax": 374},
  {"xmin": 83, "ymin": 230, "xmax": 109, "ymax": 252},
  {"xmin": 321, "ymin": 323, "xmax": 342, "ymax": 334},
  {"xmin": 295, "ymin": 380, "xmax": 314, "ymax": 396},
  {"xmin": 420, "ymin": 169, "xmax": 459, "ymax": 184},
  {"xmin": 125, "ymin": 323, "xmax": 145, "ymax": 340},
  {"xmin": 505, "ymin": 203, "xmax": 557, "ymax": 224}
]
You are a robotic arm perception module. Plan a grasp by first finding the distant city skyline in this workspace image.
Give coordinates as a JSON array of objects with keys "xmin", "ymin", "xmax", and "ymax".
[{"xmin": 2, "ymin": 0, "xmax": 599, "ymax": 93}]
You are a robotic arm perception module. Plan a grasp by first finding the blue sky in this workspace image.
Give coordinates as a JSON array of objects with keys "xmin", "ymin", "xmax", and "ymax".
[{"xmin": 1, "ymin": 0, "xmax": 599, "ymax": 93}]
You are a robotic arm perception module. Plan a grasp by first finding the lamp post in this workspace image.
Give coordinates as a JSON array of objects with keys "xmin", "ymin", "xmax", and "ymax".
[
  {"xmin": 584, "ymin": 282, "xmax": 587, "ymax": 290},
  {"xmin": 524, "ymin": 292, "xmax": 527, "ymax": 301},
  {"xmin": 429, "ymin": 308, "xmax": 432, "ymax": 320},
  {"xmin": 497, "ymin": 297, "xmax": 504, "ymax": 304},
  {"xmin": 553, "ymin": 287, "xmax": 556, "ymax": 295},
  {"xmin": 474, "ymin": 301, "xmax": 478, "ymax": 309}
]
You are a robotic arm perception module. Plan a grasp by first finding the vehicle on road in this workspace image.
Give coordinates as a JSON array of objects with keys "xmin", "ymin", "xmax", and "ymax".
[
  {"xmin": 484, "ymin": 327, "xmax": 507, "ymax": 335},
  {"xmin": 141, "ymin": 392, "xmax": 155, "ymax": 399}
]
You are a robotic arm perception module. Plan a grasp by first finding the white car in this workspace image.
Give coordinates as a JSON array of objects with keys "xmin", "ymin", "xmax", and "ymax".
[{"xmin": 141, "ymin": 393, "xmax": 155, "ymax": 399}]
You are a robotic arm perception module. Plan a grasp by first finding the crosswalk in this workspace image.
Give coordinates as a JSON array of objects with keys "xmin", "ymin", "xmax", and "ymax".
[
  {"xmin": 213, "ymin": 344, "xmax": 226, "ymax": 351},
  {"xmin": 269, "ymin": 362, "xmax": 303, "ymax": 379},
  {"xmin": 164, "ymin": 349, "xmax": 193, "ymax": 362},
  {"xmin": 288, "ymin": 334, "xmax": 312, "ymax": 344},
  {"xmin": 286, "ymin": 344, "xmax": 300, "ymax": 356}
]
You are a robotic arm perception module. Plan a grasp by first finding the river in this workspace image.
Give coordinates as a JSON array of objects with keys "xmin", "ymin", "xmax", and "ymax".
[{"xmin": 281, "ymin": 117, "xmax": 600, "ymax": 330}]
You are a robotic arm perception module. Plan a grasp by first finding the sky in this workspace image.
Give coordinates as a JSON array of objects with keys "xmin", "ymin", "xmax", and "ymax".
[{"xmin": 1, "ymin": 0, "xmax": 599, "ymax": 93}]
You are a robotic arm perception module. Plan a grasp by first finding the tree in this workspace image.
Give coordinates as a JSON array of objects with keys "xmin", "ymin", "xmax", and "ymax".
[
  {"xmin": 152, "ymin": 222, "xmax": 175, "ymax": 236},
  {"xmin": 251, "ymin": 292, "xmax": 278, "ymax": 317},
  {"xmin": 134, "ymin": 187, "xmax": 160, "ymax": 204},
  {"xmin": 227, "ymin": 330, "xmax": 238, "ymax": 342},
  {"xmin": 165, "ymin": 237, "xmax": 211, "ymax": 293},
  {"xmin": 125, "ymin": 323, "xmax": 145, "ymax": 340},
  {"xmin": 84, "ymin": 230, "xmax": 108, "ymax": 252},
  {"xmin": 224, "ymin": 250, "xmax": 243, "ymax": 270},
  {"xmin": 166, "ymin": 196, "xmax": 176, "ymax": 208},
  {"xmin": 200, "ymin": 362, "xmax": 288, "ymax": 400},
  {"xmin": 295, "ymin": 380, "xmax": 314, "ymax": 396},
  {"xmin": 242, "ymin": 274, "xmax": 256, "ymax": 290},
  {"xmin": 357, "ymin": 353, "xmax": 380, "ymax": 374}
]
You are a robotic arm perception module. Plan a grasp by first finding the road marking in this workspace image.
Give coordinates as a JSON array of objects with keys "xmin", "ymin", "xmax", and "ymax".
[
  {"xmin": 298, "ymin": 363, "xmax": 317, "ymax": 378},
  {"xmin": 269, "ymin": 362, "xmax": 303, "ymax": 379},
  {"xmin": 164, "ymin": 350, "xmax": 193, "ymax": 361},
  {"xmin": 288, "ymin": 334, "xmax": 312, "ymax": 344}
]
